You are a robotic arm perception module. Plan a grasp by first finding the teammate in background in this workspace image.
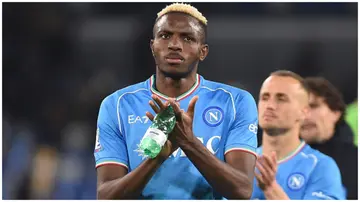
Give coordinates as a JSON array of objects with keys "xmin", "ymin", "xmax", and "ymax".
[
  {"xmin": 94, "ymin": 3, "xmax": 258, "ymax": 199},
  {"xmin": 251, "ymin": 70, "xmax": 345, "ymax": 200},
  {"xmin": 300, "ymin": 77, "xmax": 358, "ymax": 199}
]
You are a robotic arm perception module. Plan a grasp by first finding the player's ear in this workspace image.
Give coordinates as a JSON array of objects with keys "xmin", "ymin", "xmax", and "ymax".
[
  {"xmin": 331, "ymin": 110, "xmax": 342, "ymax": 123},
  {"xmin": 150, "ymin": 39, "xmax": 155, "ymax": 57},
  {"xmin": 199, "ymin": 44, "xmax": 209, "ymax": 61}
]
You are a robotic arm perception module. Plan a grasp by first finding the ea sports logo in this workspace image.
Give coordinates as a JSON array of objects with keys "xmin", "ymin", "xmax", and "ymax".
[{"xmin": 203, "ymin": 106, "xmax": 224, "ymax": 127}]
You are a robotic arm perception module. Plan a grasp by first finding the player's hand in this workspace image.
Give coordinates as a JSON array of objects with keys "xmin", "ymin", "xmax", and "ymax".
[
  {"xmin": 168, "ymin": 96, "xmax": 198, "ymax": 147},
  {"xmin": 254, "ymin": 152, "xmax": 278, "ymax": 191},
  {"xmin": 145, "ymin": 94, "xmax": 179, "ymax": 159}
]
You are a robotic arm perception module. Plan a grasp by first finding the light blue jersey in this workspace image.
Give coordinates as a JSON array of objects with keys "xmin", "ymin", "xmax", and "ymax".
[
  {"xmin": 94, "ymin": 74, "xmax": 258, "ymax": 199},
  {"xmin": 251, "ymin": 141, "xmax": 346, "ymax": 200}
]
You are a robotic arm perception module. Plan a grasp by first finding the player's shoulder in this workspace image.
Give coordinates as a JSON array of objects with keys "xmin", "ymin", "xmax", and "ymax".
[
  {"xmin": 301, "ymin": 144, "xmax": 338, "ymax": 169},
  {"xmin": 101, "ymin": 80, "xmax": 149, "ymax": 106},
  {"xmin": 255, "ymin": 146, "xmax": 263, "ymax": 155},
  {"xmin": 201, "ymin": 78, "xmax": 255, "ymax": 102}
]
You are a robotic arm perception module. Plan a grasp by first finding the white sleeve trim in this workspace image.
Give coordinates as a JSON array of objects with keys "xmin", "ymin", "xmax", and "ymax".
[
  {"xmin": 225, "ymin": 148, "xmax": 258, "ymax": 158},
  {"xmin": 95, "ymin": 161, "xmax": 129, "ymax": 170}
]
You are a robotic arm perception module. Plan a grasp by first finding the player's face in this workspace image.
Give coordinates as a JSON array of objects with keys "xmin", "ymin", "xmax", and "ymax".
[
  {"xmin": 258, "ymin": 76, "xmax": 308, "ymax": 133},
  {"xmin": 151, "ymin": 13, "xmax": 208, "ymax": 79},
  {"xmin": 300, "ymin": 94, "xmax": 340, "ymax": 143}
]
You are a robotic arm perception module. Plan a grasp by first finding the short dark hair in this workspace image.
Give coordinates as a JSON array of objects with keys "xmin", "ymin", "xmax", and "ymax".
[
  {"xmin": 304, "ymin": 77, "xmax": 346, "ymax": 123},
  {"xmin": 270, "ymin": 70, "xmax": 309, "ymax": 93}
]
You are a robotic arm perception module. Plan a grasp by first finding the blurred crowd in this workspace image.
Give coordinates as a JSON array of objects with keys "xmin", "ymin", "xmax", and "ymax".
[{"xmin": 2, "ymin": 3, "xmax": 357, "ymax": 199}]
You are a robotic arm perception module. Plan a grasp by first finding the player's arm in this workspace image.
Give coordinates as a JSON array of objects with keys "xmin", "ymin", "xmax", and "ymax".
[
  {"xmin": 170, "ymin": 92, "xmax": 258, "ymax": 199},
  {"xmin": 262, "ymin": 183, "xmax": 290, "ymax": 200},
  {"xmin": 180, "ymin": 140, "xmax": 256, "ymax": 199},
  {"xmin": 97, "ymin": 156, "xmax": 166, "ymax": 199},
  {"xmin": 95, "ymin": 95, "xmax": 174, "ymax": 199},
  {"xmin": 302, "ymin": 157, "xmax": 346, "ymax": 200},
  {"xmin": 255, "ymin": 153, "xmax": 290, "ymax": 200}
]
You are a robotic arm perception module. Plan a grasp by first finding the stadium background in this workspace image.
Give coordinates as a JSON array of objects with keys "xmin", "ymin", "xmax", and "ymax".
[{"xmin": 2, "ymin": 2, "xmax": 358, "ymax": 199}]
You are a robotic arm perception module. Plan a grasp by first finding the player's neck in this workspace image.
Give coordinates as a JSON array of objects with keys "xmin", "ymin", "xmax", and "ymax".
[
  {"xmin": 262, "ymin": 128, "xmax": 302, "ymax": 163},
  {"xmin": 154, "ymin": 71, "xmax": 198, "ymax": 99}
]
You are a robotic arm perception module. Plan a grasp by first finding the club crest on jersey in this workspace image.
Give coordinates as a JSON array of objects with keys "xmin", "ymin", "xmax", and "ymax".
[
  {"xmin": 203, "ymin": 106, "xmax": 224, "ymax": 127},
  {"xmin": 94, "ymin": 128, "xmax": 102, "ymax": 152},
  {"xmin": 287, "ymin": 173, "xmax": 305, "ymax": 190}
]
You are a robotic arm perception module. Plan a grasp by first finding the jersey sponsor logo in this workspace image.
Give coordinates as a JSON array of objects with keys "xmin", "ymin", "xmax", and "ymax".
[
  {"xmin": 202, "ymin": 106, "xmax": 224, "ymax": 127},
  {"xmin": 128, "ymin": 115, "xmax": 150, "ymax": 124},
  {"xmin": 94, "ymin": 128, "xmax": 102, "ymax": 152},
  {"xmin": 248, "ymin": 123, "xmax": 258, "ymax": 134},
  {"xmin": 287, "ymin": 173, "xmax": 305, "ymax": 190},
  {"xmin": 171, "ymin": 136, "xmax": 221, "ymax": 157}
]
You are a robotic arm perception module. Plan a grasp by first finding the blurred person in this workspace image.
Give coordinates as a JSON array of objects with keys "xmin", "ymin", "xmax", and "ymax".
[
  {"xmin": 300, "ymin": 77, "xmax": 358, "ymax": 199},
  {"xmin": 3, "ymin": 122, "xmax": 36, "ymax": 199},
  {"xmin": 29, "ymin": 146, "xmax": 59, "ymax": 199},
  {"xmin": 94, "ymin": 3, "xmax": 258, "ymax": 199},
  {"xmin": 251, "ymin": 70, "xmax": 345, "ymax": 200},
  {"xmin": 53, "ymin": 122, "xmax": 96, "ymax": 199}
]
